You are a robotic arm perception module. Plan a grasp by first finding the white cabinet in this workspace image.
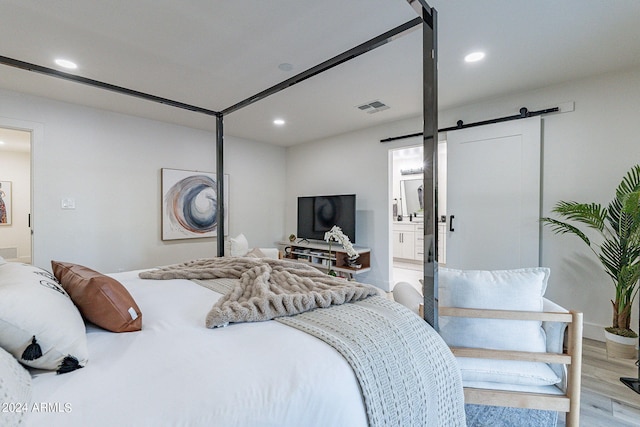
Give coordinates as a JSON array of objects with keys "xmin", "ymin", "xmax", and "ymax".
[
  {"xmin": 393, "ymin": 222, "xmax": 445, "ymax": 264},
  {"xmin": 393, "ymin": 223, "xmax": 419, "ymax": 261}
]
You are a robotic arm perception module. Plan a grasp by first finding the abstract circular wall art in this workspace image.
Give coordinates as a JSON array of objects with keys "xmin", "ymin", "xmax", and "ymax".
[{"xmin": 161, "ymin": 168, "xmax": 228, "ymax": 240}]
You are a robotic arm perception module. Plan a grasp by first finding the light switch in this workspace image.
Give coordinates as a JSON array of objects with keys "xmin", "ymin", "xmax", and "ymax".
[{"xmin": 61, "ymin": 198, "xmax": 76, "ymax": 209}]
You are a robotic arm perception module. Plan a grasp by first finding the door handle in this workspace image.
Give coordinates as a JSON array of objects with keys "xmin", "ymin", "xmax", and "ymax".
[{"xmin": 449, "ymin": 215, "xmax": 455, "ymax": 232}]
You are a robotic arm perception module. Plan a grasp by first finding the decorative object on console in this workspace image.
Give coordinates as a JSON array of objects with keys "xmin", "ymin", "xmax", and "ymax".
[
  {"xmin": 324, "ymin": 225, "xmax": 358, "ymax": 276},
  {"xmin": 289, "ymin": 233, "xmax": 296, "ymax": 242},
  {"xmin": 161, "ymin": 168, "xmax": 229, "ymax": 241},
  {"xmin": 542, "ymin": 164, "xmax": 640, "ymax": 363}
]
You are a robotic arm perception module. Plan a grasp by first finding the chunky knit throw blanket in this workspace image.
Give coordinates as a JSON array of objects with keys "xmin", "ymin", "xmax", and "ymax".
[{"xmin": 139, "ymin": 257, "xmax": 379, "ymax": 328}]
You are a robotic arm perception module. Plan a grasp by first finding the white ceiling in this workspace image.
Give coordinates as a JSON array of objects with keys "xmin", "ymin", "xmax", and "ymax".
[{"xmin": 1, "ymin": 0, "xmax": 639, "ymax": 148}]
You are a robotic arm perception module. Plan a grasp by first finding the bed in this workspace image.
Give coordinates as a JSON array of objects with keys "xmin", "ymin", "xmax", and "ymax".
[{"xmin": 0, "ymin": 257, "xmax": 466, "ymax": 427}]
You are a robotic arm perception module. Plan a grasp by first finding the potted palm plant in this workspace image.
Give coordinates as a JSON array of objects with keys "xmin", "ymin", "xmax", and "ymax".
[{"xmin": 542, "ymin": 165, "xmax": 640, "ymax": 358}]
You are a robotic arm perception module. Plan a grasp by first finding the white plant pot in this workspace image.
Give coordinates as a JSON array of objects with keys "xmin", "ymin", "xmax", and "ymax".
[{"xmin": 604, "ymin": 329, "xmax": 639, "ymax": 359}]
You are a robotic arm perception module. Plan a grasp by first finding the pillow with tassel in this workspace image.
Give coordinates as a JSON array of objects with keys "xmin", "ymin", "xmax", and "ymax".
[{"xmin": 0, "ymin": 261, "xmax": 88, "ymax": 374}]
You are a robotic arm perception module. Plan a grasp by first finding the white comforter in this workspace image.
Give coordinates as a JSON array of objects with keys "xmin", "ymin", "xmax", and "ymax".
[{"xmin": 27, "ymin": 270, "xmax": 368, "ymax": 427}]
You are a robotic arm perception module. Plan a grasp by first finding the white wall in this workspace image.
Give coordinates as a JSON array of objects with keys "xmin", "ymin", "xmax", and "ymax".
[
  {"xmin": 287, "ymin": 65, "xmax": 640, "ymax": 338},
  {"xmin": 4, "ymin": 63, "xmax": 640, "ymax": 339},
  {"xmin": 225, "ymin": 136, "xmax": 287, "ymax": 246},
  {"xmin": 439, "ymin": 65, "xmax": 640, "ymax": 340},
  {"xmin": 286, "ymin": 117, "xmax": 423, "ymax": 291},
  {"xmin": 0, "ymin": 88, "xmax": 286, "ymax": 273},
  {"xmin": 0, "ymin": 149, "xmax": 30, "ymax": 261}
]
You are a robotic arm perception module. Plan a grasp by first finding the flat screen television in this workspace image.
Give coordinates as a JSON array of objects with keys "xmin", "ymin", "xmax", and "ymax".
[{"xmin": 297, "ymin": 194, "xmax": 356, "ymax": 243}]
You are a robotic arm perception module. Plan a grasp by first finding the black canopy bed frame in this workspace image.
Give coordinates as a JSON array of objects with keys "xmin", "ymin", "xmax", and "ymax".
[
  {"xmin": 1, "ymin": 2, "xmax": 595, "ymax": 423},
  {"xmin": 0, "ymin": 0, "xmax": 440, "ymax": 327}
]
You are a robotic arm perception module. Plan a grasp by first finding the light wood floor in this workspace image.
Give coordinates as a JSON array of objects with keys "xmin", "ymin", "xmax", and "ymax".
[{"xmin": 557, "ymin": 338, "xmax": 640, "ymax": 426}]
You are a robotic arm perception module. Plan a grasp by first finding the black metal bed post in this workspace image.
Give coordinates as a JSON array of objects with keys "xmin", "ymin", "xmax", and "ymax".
[
  {"xmin": 423, "ymin": 7, "xmax": 438, "ymax": 330},
  {"xmin": 408, "ymin": 0, "xmax": 438, "ymax": 329},
  {"xmin": 216, "ymin": 114, "xmax": 225, "ymax": 257}
]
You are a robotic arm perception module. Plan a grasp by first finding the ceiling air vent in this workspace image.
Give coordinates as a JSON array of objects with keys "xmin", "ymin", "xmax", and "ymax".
[{"xmin": 356, "ymin": 100, "xmax": 390, "ymax": 114}]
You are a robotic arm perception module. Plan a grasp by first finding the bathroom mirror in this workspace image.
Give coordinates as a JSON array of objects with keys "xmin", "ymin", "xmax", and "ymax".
[{"xmin": 401, "ymin": 178, "xmax": 423, "ymax": 217}]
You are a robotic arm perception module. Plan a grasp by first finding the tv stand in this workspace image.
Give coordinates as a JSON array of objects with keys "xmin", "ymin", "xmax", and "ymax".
[{"xmin": 277, "ymin": 240, "xmax": 371, "ymax": 279}]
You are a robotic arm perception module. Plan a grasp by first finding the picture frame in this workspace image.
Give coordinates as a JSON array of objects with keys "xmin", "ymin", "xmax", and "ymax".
[
  {"xmin": 161, "ymin": 169, "xmax": 229, "ymax": 240},
  {"xmin": 0, "ymin": 180, "xmax": 12, "ymax": 226}
]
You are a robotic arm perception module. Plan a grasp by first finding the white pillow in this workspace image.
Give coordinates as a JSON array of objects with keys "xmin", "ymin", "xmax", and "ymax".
[
  {"xmin": 457, "ymin": 358, "xmax": 560, "ymax": 386},
  {"xmin": 0, "ymin": 346, "xmax": 31, "ymax": 425},
  {"xmin": 229, "ymin": 233, "xmax": 249, "ymax": 257},
  {"xmin": 245, "ymin": 247, "xmax": 266, "ymax": 258},
  {"xmin": 439, "ymin": 267, "xmax": 559, "ymax": 386},
  {"xmin": 0, "ymin": 262, "xmax": 88, "ymax": 374}
]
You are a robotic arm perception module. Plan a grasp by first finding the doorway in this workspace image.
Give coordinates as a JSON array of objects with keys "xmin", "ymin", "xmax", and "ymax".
[
  {"xmin": 390, "ymin": 145, "xmax": 424, "ymax": 292},
  {"xmin": 390, "ymin": 142, "xmax": 448, "ymax": 292},
  {"xmin": 0, "ymin": 127, "xmax": 32, "ymax": 263}
]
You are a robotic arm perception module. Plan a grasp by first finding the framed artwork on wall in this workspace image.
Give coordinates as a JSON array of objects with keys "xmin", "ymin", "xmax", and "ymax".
[
  {"xmin": 0, "ymin": 180, "xmax": 11, "ymax": 226},
  {"xmin": 161, "ymin": 168, "xmax": 229, "ymax": 241}
]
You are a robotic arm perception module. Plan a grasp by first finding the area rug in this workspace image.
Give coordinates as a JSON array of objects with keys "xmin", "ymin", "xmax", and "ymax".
[{"xmin": 465, "ymin": 404, "xmax": 558, "ymax": 427}]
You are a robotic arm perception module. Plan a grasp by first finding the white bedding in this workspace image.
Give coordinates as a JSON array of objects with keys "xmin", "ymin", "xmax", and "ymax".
[{"xmin": 27, "ymin": 270, "xmax": 368, "ymax": 427}]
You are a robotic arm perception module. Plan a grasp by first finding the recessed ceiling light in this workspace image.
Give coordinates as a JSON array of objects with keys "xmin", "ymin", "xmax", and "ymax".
[
  {"xmin": 54, "ymin": 58, "xmax": 78, "ymax": 69},
  {"xmin": 278, "ymin": 63, "xmax": 293, "ymax": 72},
  {"xmin": 0, "ymin": 140, "xmax": 5, "ymax": 145},
  {"xmin": 273, "ymin": 119, "xmax": 285, "ymax": 126},
  {"xmin": 464, "ymin": 51, "xmax": 485, "ymax": 63}
]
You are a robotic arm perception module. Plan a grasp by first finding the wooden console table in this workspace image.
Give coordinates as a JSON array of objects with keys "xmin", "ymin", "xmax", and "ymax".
[{"xmin": 276, "ymin": 240, "xmax": 371, "ymax": 279}]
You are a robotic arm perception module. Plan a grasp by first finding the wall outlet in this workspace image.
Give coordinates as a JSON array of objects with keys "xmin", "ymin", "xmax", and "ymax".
[{"xmin": 61, "ymin": 198, "xmax": 75, "ymax": 209}]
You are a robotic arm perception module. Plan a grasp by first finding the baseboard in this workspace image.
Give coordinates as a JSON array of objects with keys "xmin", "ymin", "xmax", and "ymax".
[{"xmin": 583, "ymin": 321, "xmax": 606, "ymax": 342}]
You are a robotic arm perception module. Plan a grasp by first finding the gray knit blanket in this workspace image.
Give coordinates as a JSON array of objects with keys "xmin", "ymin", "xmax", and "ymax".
[
  {"xmin": 139, "ymin": 257, "xmax": 379, "ymax": 328},
  {"xmin": 279, "ymin": 296, "xmax": 466, "ymax": 427}
]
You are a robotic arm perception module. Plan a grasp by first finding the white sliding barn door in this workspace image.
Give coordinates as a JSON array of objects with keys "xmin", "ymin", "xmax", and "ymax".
[{"xmin": 445, "ymin": 116, "xmax": 541, "ymax": 270}]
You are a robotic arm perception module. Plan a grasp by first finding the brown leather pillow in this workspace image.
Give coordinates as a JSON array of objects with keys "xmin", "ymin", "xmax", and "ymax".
[{"xmin": 51, "ymin": 261, "xmax": 142, "ymax": 332}]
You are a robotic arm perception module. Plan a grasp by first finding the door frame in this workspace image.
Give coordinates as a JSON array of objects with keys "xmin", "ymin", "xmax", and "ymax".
[
  {"xmin": 388, "ymin": 143, "xmax": 423, "ymax": 289},
  {"xmin": 0, "ymin": 117, "xmax": 43, "ymax": 264}
]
